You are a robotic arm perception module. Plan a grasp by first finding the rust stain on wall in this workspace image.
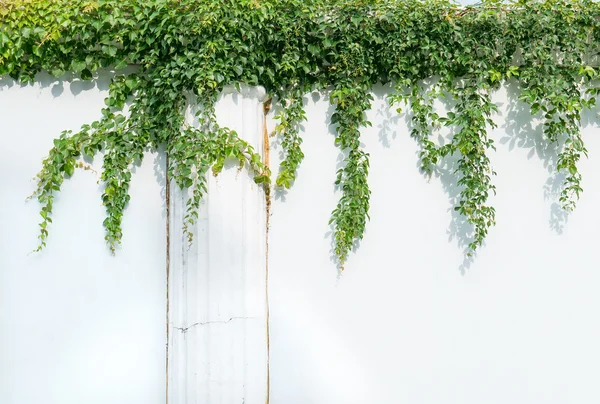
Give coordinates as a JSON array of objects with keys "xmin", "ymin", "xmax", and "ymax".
[
  {"xmin": 262, "ymin": 98, "xmax": 272, "ymax": 404},
  {"xmin": 165, "ymin": 152, "xmax": 171, "ymax": 404}
]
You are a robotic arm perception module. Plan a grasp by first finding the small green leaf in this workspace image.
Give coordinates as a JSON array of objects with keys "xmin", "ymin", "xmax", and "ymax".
[
  {"xmin": 114, "ymin": 60, "xmax": 128, "ymax": 70},
  {"xmin": 64, "ymin": 162, "xmax": 74, "ymax": 177},
  {"xmin": 569, "ymin": 165, "xmax": 577, "ymax": 175},
  {"xmin": 71, "ymin": 60, "xmax": 86, "ymax": 73}
]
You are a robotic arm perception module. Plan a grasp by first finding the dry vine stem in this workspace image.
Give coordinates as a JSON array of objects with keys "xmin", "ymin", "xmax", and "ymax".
[{"xmin": 1, "ymin": 0, "xmax": 598, "ymax": 266}]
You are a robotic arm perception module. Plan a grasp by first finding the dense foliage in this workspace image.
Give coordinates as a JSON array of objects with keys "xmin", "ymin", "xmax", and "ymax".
[{"xmin": 2, "ymin": 0, "xmax": 599, "ymax": 265}]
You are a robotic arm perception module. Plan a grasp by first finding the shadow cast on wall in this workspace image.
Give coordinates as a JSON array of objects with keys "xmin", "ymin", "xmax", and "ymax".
[
  {"xmin": 501, "ymin": 80, "xmax": 567, "ymax": 235},
  {"xmin": 317, "ymin": 80, "xmax": 600, "ymax": 274},
  {"xmin": 8, "ymin": 70, "xmax": 600, "ymax": 273},
  {"xmin": 371, "ymin": 82, "xmax": 476, "ymax": 273},
  {"xmin": 0, "ymin": 71, "xmax": 112, "ymax": 96},
  {"xmin": 2, "ymin": 69, "xmax": 170, "ymax": 240}
]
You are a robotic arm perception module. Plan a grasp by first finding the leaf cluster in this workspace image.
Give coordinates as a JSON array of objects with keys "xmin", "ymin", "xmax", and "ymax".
[{"xmin": 3, "ymin": 0, "xmax": 600, "ymax": 265}]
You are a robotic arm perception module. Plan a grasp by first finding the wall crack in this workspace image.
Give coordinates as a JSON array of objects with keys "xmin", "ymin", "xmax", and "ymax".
[{"xmin": 173, "ymin": 316, "xmax": 257, "ymax": 334}]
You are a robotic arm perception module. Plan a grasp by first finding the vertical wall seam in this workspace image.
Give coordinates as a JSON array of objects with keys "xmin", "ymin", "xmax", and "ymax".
[
  {"xmin": 165, "ymin": 152, "xmax": 171, "ymax": 404},
  {"xmin": 263, "ymin": 98, "xmax": 272, "ymax": 404}
]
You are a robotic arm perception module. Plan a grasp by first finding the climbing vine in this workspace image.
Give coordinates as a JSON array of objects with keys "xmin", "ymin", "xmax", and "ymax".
[{"xmin": 3, "ymin": 0, "xmax": 600, "ymax": 265}]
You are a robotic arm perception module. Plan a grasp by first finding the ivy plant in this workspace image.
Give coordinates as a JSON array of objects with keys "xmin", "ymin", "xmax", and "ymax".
[{"xmin": 2, "ymin": 0, "xmax": 599, "ymax": 266}]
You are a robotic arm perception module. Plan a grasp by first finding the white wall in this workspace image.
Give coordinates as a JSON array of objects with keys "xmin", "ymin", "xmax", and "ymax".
[
  {"xmin": 4, "ymin": 73, "xmax": 600, "ymax": 404},
  {"xmin": 0, "ymin": 73, "xmax": 167, "ymax": 404},
  {"xmin": 267, "ymin": 83, "xmax": 600, "ymax": 404},
  {"xmin": 167, "ymin": 86, "xmax": 269, "ymax": 404}
]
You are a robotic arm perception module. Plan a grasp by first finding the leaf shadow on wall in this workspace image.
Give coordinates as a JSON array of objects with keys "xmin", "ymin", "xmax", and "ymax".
[
  {"xmin": 373, "ymin": 83, "xmax": 400, "ymax": 149},
  {"xmin": 501, "ymin": 80, "xmax": 567, "ymax": 235},
  {"xmin": 153, "ymin": 146, "xmax": 167, "ymax": 220},
  {"xmin": 37, "ymin": 72, "xmax": 167, "ymax": 239},
  {"xmin": 376, "ymin": 80, "xmax": 476, "ymax": 274},
  {"xmin": 370, "ymin": 79, "xmax": 600, "ymax": 274},
  {"xmin": 0, "ymin": 76, "xmax": 14, "ymax": 90},
  {"xmin": 373, "ymin": 83, "xmax": 471, "ymax": 274},
  {"xmin": 431, "ymin": 93, "xmax": 476, "ymax": 275},
  {"xmin": 36, "ymin": 71, "xmax": 112, "ymax": 98}
]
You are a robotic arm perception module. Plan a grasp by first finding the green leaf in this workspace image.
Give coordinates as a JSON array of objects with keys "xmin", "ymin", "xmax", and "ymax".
[
  {"xmin": 115, "ymin": 60, "xmax": 128, "ymax": 70},
  {"xmin": 64, "ymin": 162, "xmax": 74, "ymax": 177},
  {"xmin": 71, "ymin": 60, "xmax": 87, "ymax": 73},
  {"xmin": 569, "ymin": 165, "xmax": 577, "ymax": 175}
]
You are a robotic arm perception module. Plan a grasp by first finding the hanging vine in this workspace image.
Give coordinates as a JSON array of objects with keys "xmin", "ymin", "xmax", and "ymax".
[{"xmin": 2, "ymin": 0, "xmax": 600, "ymax": 266}]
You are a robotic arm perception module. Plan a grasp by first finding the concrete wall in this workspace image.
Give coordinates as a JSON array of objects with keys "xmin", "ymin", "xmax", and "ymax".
[
  {"xmin": 0, "ymin": 73, "xmax": 167, "ymax": 404},
  {"xmin": 267, "ymin": 82, "xmax": 600, "ymax": 404},
  {"xmin": 4, "ymin": 71, "xmax": 600, "ymax": 404},
  {"xmin": 0, "ymin": 76, "xmax": 269, "ymax": 404},
  {"xmin": 167, "ymin": 86, "xmax": 269, "ymax": 404}
]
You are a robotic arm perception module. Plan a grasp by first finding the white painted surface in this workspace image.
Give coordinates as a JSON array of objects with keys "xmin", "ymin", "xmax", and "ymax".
[
  {"xmin": 5, "ymin": 73, "xmax": 600, "ymax": 404},
  {"xmin": 267, "ymin": 83, "xmax": 600, "ymax": 404},
  {"xmin": 167, "ymin": 86, "xmax": 269, "ymax": 404},
  {"xmin": 0, "ymin": 73, "xmax": 167, "ymax": 404}
]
